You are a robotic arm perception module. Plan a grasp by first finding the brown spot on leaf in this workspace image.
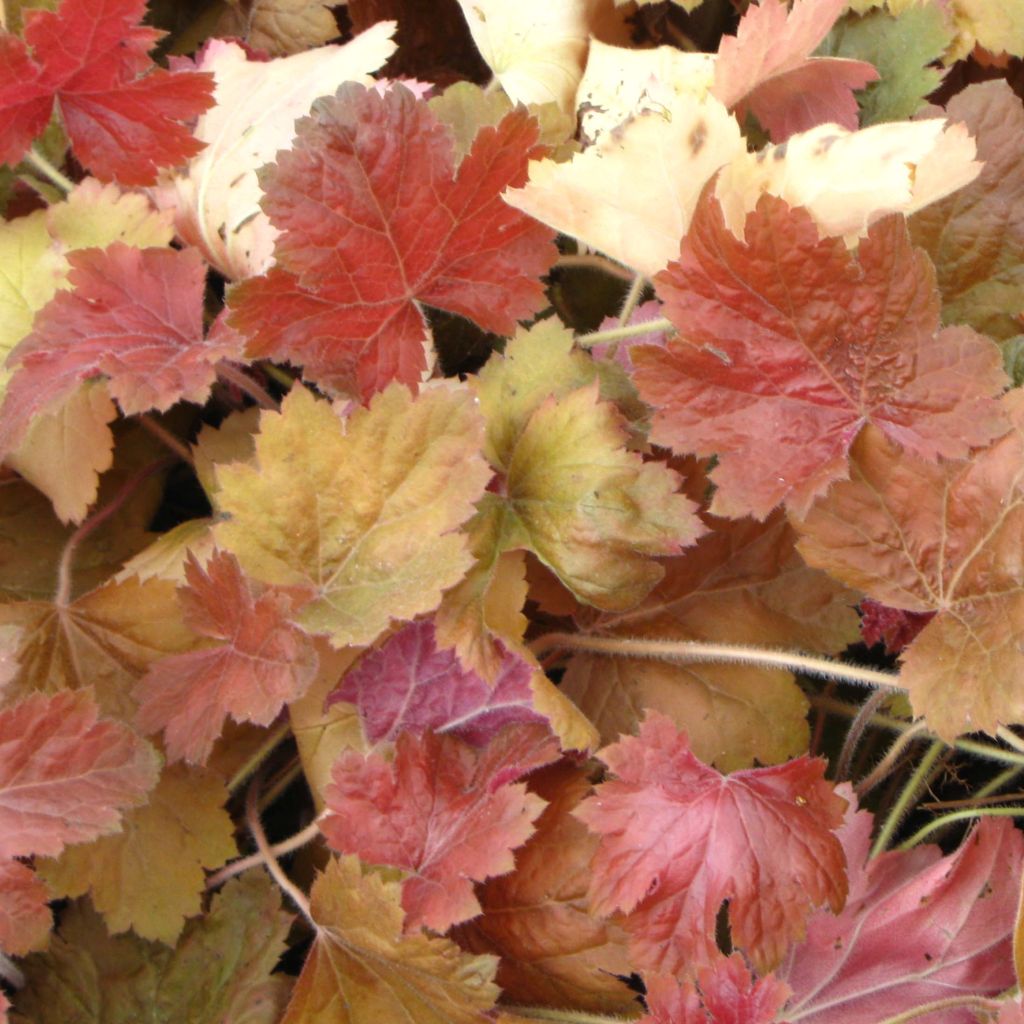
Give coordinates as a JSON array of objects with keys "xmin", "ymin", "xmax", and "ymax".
[{"xmin": 689, "ymin": 119, "xmax": 707, "ymax": 156}]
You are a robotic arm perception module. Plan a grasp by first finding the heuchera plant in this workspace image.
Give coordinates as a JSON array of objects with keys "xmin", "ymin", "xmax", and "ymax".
[{"xmin": 3, "ymin": 0, "xmax": 1024, "ymax": 1021}]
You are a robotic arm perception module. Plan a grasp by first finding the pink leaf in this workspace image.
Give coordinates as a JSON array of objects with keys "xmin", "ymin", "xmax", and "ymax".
[
  {"xmin": 713, "ymin": 0, "xmax": 877, "ymax": 141},
  {"xmin": 0, "ymin": 244, "xmax": 242, "ymax": 458},
  {"xmin": 576, "ymin": 711, "xmax": 848, "ymax": 974},
  {"xmin": 778, "ymin": 803, "xmax": 1024, "ymax": 1024},
  {"xmin": 0, "ymin": 857, "xmax": 51, "ymax": 956},
  {"xmin": 0, "ymin": 689, "xmax": 159, "ymax": 860},
  {"xmin": 634, "ymin": 194, "xmax": 1008, "ymax": 519},
  {"xmin": 228, "ymin": 83, "xmax": 556, "ymax": 400},
  {"xmin": 321, "ymin": 724, "xmax": 560, "ymax": 932},
  {"xmin": 327, "ymin": 618, "xmax": 547, "ymax": 746},
  {"xmin": 0, "ymin": 0, "xmax": 213, "ymax": 183},
  {"xmin": 134, "ymin": 551, "xmax": 319, "ymax": 765}
]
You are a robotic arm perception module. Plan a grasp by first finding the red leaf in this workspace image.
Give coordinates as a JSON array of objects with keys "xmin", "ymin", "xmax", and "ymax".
[
  {"xmin": 859, "ymin": 599, "xmax": 934, "ymax": 655},
  {"xmin": 0, "ymin": 0, "xmax": 213, "ymax": 184},
  {"xmin": 778, "ymin": 801, "xmax": 1024, "ymax": 1023},
  {"xmin": 634, "ymin": 195, "xmax": 1008, "ymax": 519},
  {"xmin": 713, "ymin": 0, "xmax": 877, "ymax": 141},
  {"xmin": 0, "ymin": 244, "xmax": 242, "ymax": 458},
  {"xmin": 576, "ymin": 711, "xmax": 848, "ymax": 974},
  {"xmin": 0, "ymin": 689, "xmax": 159, "ymax": 860},
  {"xmin": 327, "ymin": 618, "xmax": 547, "ymax": 746},
  {"xmin": 0, "ymin": 857, "xmax": 51, "ymax": 956},
  {"xmin": 321, "ymin": 724, "xmax": 561, "ymax": 933},
  {"xmin": 228, "ymin": 83, "xmax": 557, "ymax": 400},
  {"xmin": 134, "ymin": 551, "xmax": 319, "ymax": 765},
  {"xmin": 641, "ymin": 958, "xmax": 791, "ymax": 1024}
]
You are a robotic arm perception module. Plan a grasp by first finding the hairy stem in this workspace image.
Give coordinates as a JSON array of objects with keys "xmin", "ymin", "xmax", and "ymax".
[
  {"xmin": 923, "ymin": 766, "xmax": 1024, "ymax": 810},
  {"xmin": 873, "ymin": 995, "xmax": 1002, "ymax": 1024},
  {"xmin": 503, "ymin": 1007, "xmax": 635, "ymax": 1024},
  {"xmin": 138, "ymin": 414, "xmax": 194, "ymax": 465},
  {"xmin": 554, "ymin": 253, "xmax": 636, "ymax": 281},
  {"xmin": 0, "ymin": 952, "xmax": 24, "ymax": 989},
  {"xmin": 617, "ymin": 273, "xmax": 647, "ymax": 327},
  {"xmin": 870, "ymin": 740, "xmax": 944, "ymax": 857},
  {"xmin": 898, "ymin": 805, "xmax": 1024, "ymax": 850},
  {"xmin": 836, "ymin": 690, "xmax": 890, "ymax": 781},
  {"xmin": 25, "ymin": 147, "xmax": 73, "ymax": 193},
  {"xmin": 217, "ymin": 361, "xmax": 280, "ymax": 411},
  {"xmin": 207, "ymin": 817, "xmax": 323, "ymax": 890},
  {"xmin": 855, "ymin": 722, "xmax": 929, "ymax": 797},
  {"xmin": 531, "ymin": 632, "xmax": 902, "ymax": 690},
  {"xmin": 226, "ymin": 721, "xmax": 292, "ymax": 795},
  {"xmin": 245, "ymin": 776, "xmax": 314, "ymax": 924},
  {"xmin": 54, "ymin": 457, "xmax": 172, "ymax": 607},
  {"xmin": 576, "ymin": 317, "xmax": 675, "ymax": 348}
]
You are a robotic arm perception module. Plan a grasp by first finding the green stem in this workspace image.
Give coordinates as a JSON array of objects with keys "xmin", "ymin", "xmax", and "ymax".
[
  {"xmin": 227, "ymin": 720, "xmax": 292, "ymax": 794},
  {"xmin": 870, "ymin": 740, "xmax": 944, "ymax": 857},
  {"xmin": 502, "ymin": 1007, "xmax": 637, "ymax": 1024},
  {"xmin": 617, "ymin": 273, "xmax": 647, "ymax": 328},
  {"xmin": 898, "ymin": 805, "xmax": 1024, "ymax": 850},
  {"xmin": 855, "ymin": 722, "xmax": 929, "ymax": 797},
  {"xmin": 576, "ymin": 317, "xmax": 675, "ymax": 348},
  {"xmin": 531, "ymin": 632, "xmax": 902, "ymax": 690},
  {"xmin": 25, "ymin": 146, "xmax": 73, "ymax": 193},
  {"xmin": 261, "ymin": 362, "xmax": 297, "ymax": 391},
  {"xmin": 871, "ymin": 995, "xmax": 1002, "ymax": 1024}
]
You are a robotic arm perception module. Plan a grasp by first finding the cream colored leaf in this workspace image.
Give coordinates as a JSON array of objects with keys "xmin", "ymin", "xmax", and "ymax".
[
  {"xmin": 714, "ymin": 118, "xmax": 981, "ymax": 243},
  {"xmin": 157, "ymin": 25, "xmax": 396, "ymax": 281},
  {"xmin": 37, "ymin": 764, "xmax": 237, "ymax": 945},
  {"xmin": 505, "ymin": 92, "xmax": 743, "ymax": 276}
]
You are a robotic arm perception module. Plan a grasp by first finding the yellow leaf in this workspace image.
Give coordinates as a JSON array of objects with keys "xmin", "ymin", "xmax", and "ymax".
[
  {"xmin": 282, "ymin": 856, "xmax": 498, "ymax": 1024},
  {"xmin": 115, "ymin": 518, "xmax": 216, "ymax": 585},
  {"xmin": 192, "ymin": 406, "xmax": 260, "ymax": 501},
  {"xmin": 37, "ymin": 764, "xmax": 237, "ymax": 945},
  {"xmin": 214, "ymin": 384, "xmax": 491, "ymax": 649},
  {"xmin": 948, "ymin": 0, "xmax": 1024, "ymax": 59}
]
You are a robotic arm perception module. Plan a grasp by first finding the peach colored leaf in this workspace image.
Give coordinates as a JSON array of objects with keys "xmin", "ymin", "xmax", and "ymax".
[
  {"xmin": 228, "ymin": 84, "xmax": 556, "ymax": 399},
  {"xmin": 454, "ymin": 762, "xmax": 636, "ymax": 1015},
  {"xmin": 792, "ymin": 395, "xmax": 1024, "ymax": 739},
  {"xmin": 327, "ymin": 618, "xmax": 546, "ymax": 746},
  {"xmin": 213, "ymin": 383, "xmax": 491, "ymax": 649},
  {"xmin": 281, "ymin": 855, "xmax": 498, "ymax": 1024},
  {"xmin": 640, "ymin": 957, "xmax": 791, "ymax": 1024},
  {"xmin": 635, "ymin": 195, "xmax": 1008, "ymax": 519},
  {"xmin": 577, "ymin": 711, "xmax": 848, "ymax": 975},
  {"xmin": 38, "ymin": 763, "xmax": 237, "ymax": 944},
  {"xmin": 910, "ymin": 81, "xmax": 1024, "ymax": 341},
  {"xmin": 157, "ymin": 26, "xmax": 395, "ymax": 280},
  {"xmin": 777, "ymin": 802, "xmax": 1024, "ymax": 1023},
  {"xmin": 713, "ymin": 0, "xmax": 877, "ymax": 141},
  {"xmin": 0, "ymin": 857, "xmax": 52, "ymax": 956},
  {"xmin": 134, "ymin": 551, "xmax": 318, "ymax": 765},
  {"xmin": 562, "ymin": 512, "xmax": 858, "ymax": 770},
  {"xmin": 0, "ymin": 244, "xmax": 242, "ymax": 460},
  {"xmin": 0, "ymin": 689, "xmax": 158, "ymax": 860},
  {"xmin": 0, "ymin": 0, "xmax": 214, "ymax": 184},
  {"xmin": 321, "ymin": 724, "xmax": 560, "ymax": 933}
]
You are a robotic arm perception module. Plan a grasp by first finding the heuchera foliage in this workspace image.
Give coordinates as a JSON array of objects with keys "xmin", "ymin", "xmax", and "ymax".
[{"xmin": 3, "ymin": 0, "xmax": 1024, "ymax": 1022}]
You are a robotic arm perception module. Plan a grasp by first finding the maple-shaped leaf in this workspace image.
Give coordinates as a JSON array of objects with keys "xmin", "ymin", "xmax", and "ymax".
[
  {"xmin": 228, "ymin": 83, "xmax": 556, "ymax": 399},
  {"xmin": 0, "ymin": 689, "xmax": 158, "ymax": 860},
  {"xmin": 640, "ymin": 957, "xmax": 791, "ymax": 1024},
  {"xmin": 282, "ymin": 855, "xmax": 499, "ymax": 1024},
  {"xmin": 910, "ymin": 81, "xmax": 1024, "ymax": 341},
  {"xmin": 777, "ymin": 798, "xmax": 1024, "ymax": 1023},
  {"xmin": 327, "ymin": 617, "xmax": 547, "ymax": 746},
  {"xmin": 322, "ymin": 724, "xmax": 560, "ymax": 932},
  {"xmin": 0, "ymin": 0, "xmax": 214, "ymax": 184},
  {"xmin": 157, "ymin": 25, "xmax": 396, "ymax": 280},
  {"xmin": 12, "ymin": 873, "xmax": 292, "ymax": 1024},
  {"xmin": 134, "ymin": 551, "xmax": 318, "ymax": 765},
  {"xmin": 38, "ymin": 763, "xmax": 237, "ymax": 944},
  {"xmin": 712, "ymin": 0, "xmax": 877, "ymax": 142},
  {"xmin": 454, "ymin": 762, "xmax": 635, "ymax": 1015},
  {"xmin": 577, "ymin": 711, "xmax": 848, "ymax": 975},
  {"xmin": 945, "ymin": 0, "xmax": 1024, "ymax": 60},
  {"xmin": 214, "ymin": 383, "xmax": 491, "ymax": 649},
  {"xmin": 0, "ymin": 244, "xmax": 242, "ymax": 462},
  {"xmin": 0, "ymin": 572, "xmax": 197, "ymax": 721},
  {"xmin": 792, "ymin": 395, "xmax": 1024, "ymax": 738},
  {"xmin": 562, "ymin": 511, "xmax": 859, "ymax": 770},
  {"xmin": 714, "ymin": 118, "xmax": 980, "ymax": 245},
  {"xmin": 0, "ymin": 857, "xmax": 52, "ymax": 956},
  {"xmin": 635, "ymin": 194, "xmax": 1008, "ymax": 519}
]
